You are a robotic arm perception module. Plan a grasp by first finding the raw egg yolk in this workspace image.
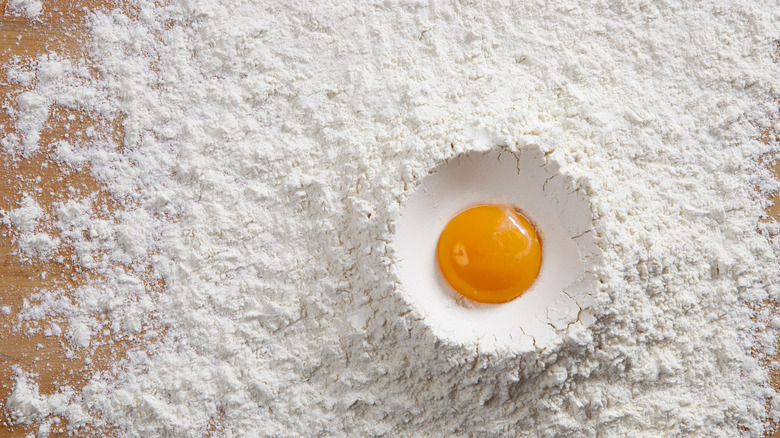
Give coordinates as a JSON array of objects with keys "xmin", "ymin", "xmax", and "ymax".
[{"xmin": 437, "ymin": 204, "xmax": 542, "ymax": 304}]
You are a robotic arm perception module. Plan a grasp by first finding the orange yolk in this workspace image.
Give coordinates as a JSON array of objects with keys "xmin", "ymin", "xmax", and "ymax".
[{"xmin": 436, "ymin": 204, "xmax": 542, "ymax": 304}]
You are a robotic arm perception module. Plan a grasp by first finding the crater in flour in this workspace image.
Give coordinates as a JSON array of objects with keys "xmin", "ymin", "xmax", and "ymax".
[{"xmin": 393, "ymin": 145, "xmax": 602, "ymax": 353}]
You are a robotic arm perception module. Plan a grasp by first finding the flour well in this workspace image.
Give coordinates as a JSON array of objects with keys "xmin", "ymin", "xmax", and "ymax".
[
  {"xmin": 2, "ymin": 0, "xmax": 780, "ymax": 436},
  {"xmin": 395, "ymin": 147, "xmax": 600, "ymax": 352}
]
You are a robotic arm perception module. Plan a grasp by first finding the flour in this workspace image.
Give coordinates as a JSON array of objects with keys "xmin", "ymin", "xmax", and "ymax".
[
  {"xmin": 2, "ymin": 195, "xmax": 61, "ymax": 260},
  {"xmin": 8, "ymin": 195, "xmax": 43, "ymax": 232},
  {"xmin": 2, "ymin": 0, "xmax": 780, "ymax": 437},
  {"xmin": 6, "ymin": 0, "xmax": 43, "ymax": 20}
]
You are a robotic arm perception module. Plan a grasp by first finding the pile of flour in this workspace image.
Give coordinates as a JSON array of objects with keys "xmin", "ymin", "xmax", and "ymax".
[{"xmin": 2, "ymin": 0, "xmax": 780, "ymax": 436}]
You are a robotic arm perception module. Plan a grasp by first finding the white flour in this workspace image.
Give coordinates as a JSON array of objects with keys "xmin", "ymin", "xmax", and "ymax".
[
  {"xmin": 6, "ymin": 0, "xmax": 43, "ymax": 20},
  {"xmin": 2, "ymin": 0, "xmax": 780, "ymax": 436}
]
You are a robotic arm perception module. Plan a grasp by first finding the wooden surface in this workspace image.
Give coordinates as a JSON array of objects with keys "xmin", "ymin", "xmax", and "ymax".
[{"xmin": 0, "ymin": 1, "xmax": 779, "ymax": 437}]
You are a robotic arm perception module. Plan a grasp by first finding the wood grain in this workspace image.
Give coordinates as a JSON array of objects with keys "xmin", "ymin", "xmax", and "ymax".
[{"xmin": 0, "ymin": 1, "xmax": 778, "ymax": 437}]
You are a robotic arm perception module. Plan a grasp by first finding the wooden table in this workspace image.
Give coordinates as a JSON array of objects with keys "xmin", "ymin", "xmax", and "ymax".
[{"xmin": 0, "ymin": 1, "xmax": 778, "ymax": 436}]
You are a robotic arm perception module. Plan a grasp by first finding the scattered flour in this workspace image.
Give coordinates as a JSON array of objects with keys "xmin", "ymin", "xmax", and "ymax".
[
  {"xmin": 5, "ymin": 0, "xmax": 43, "ymax": 20},
  {"xmin": 2, "ymin": 195, "xmax": 61, "ymax": 260},
  {"xmin": 2, "ymin": 0, "xmax": 780, "ymax": 437},
  {"xmin": 16, "ymin": 232, "xmax": 60, "ymax": 260},
  {"xmin": 9, "ymin": 195, "xmax": 43, "ymax": 232},
  {"xmin": 5, "ymin": 370, "xmax": 88, "ymax": 430}
]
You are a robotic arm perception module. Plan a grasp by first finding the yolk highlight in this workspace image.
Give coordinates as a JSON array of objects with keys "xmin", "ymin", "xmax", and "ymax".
[{"xmin": 437, "ymin": 204, "xmax": 542, "ymax": 304}]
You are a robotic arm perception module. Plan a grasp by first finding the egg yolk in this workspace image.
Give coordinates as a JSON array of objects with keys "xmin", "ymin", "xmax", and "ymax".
[{"xmin": 437, "ymin": 204, "xmax": 542, "ymax": 304}]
